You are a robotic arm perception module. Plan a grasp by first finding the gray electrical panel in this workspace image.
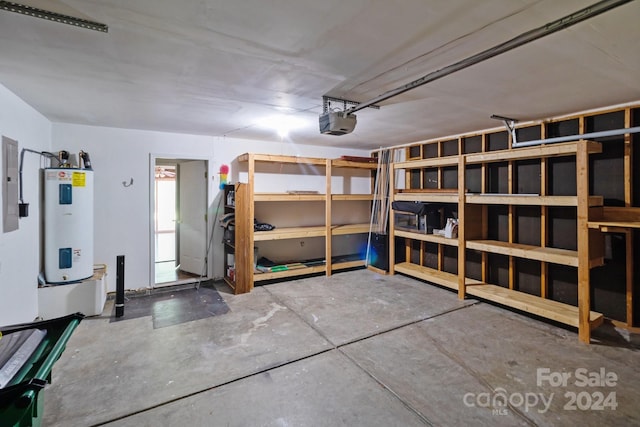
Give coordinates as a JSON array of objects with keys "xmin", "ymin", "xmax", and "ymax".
[{"xmin": 2, "ymin": 136, "xmax": 19, "ymax": 232}]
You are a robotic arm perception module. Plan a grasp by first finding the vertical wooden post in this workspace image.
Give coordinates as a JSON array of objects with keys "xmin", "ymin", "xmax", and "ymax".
[
  {"xmin": 624, "ymin": 109, "xmax": 633, "ymax": 326},
  {"xmin": 481, "ymin": 134, "xmax": 488, "ymax": 283},
  {"xmin": 235, "ymin": 181, "xmax": 252, "ymax": 294},
  {"xmin": 625, "ymin": 108, "xmax": 632, "ymax": 207},
  {"xmin": 458, "ymin": 154, "xmax": 467, "ymax": 299},
  {"xmin": 540, "ymin": 123, "xmax": 549, "ymax": 299},
  {"xmin": 437, "ymin": 140, "xmax": 444, "ymax": 272},
  {"xmin": 404, "ymin": 147, "xmax": 411, "ymax": 190},
  {"xmin": 508, "ymin": 160, "xmax": 515, "ymax": 290},
  {"xmin": 626, "ymin": 230, "xmax": 634, "ymax": 326},
  {"xmin": 388, "ymin": 160, "xmax": 396, "ymax": 274},
  {"xmin": 326, "ymin": 159, "xmax": 332, "ymax": 276},
  {"xmin": 576, "ymin": 141, "xmax": 591, "ymax": 343},
  {"xmin": 437, "ymin": 140, "xmax": 443, "ymax": 190}
]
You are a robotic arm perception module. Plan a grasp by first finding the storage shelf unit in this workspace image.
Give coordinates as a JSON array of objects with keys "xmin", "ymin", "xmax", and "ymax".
[
  {"xmin": 231, "ymin": 153, "xmax": 377, "ymax": 293},
  {"xmin": 389, "ymin": 134, "xmax": 610, "ymax": 343},
  {"xmin": 222, "ymin": 184, "xmax": 237, "ymax": 291}
]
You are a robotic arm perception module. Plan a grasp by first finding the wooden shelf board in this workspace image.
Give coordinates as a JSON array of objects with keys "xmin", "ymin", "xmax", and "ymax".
[
  {"xmin": 466, "ymin": 284, "xmax": 603, "ymax": 329},
  {"xmin": 394, "ymin": 230, "xmax": 459, "ymax": 246},
  {"xmin": 254, "ymin": 265, "xmax": 326, "ymax": 281},
  {"xmin": 465, "ymin": 140, "xmax": 602, "ymax": 164},
  {"xmin": 588, "ymin": 221, "xmax": 640, "ymax": 230},
  {"xmin": 254, "ymin": 226, "xmax": 326, "ymax": 241},
  {"xmin": 394, "ymin": 192, "xmax": 459, "ymax": 203},
  {"xmin": 331, "ymin": 223, "xmax": 370, "ymax": 235},
  {"xmin": 332, "ymin": 259, "xmax": 366, "ymax": 270},
  {"xmin": 254, "ymin": 193, "xmax": 326, "ymax": 202},
  {"xmin": 393, "ymin": 263, "xmax": 481, "ymax": 290},
  {"xmin": 331, "ymin": 159, "xmax": 377, "ymax": 169},
  {"xmin": 237, "ymin": 153, "xmax": 327, "ymax": 166},
  {"xmin": 393, "ymin": 155, "xmax": 459, "ymax": 169},
  {"xmin": 332, "ymin": 194, "xmax": 375, "ymax": 201},
  {"xmin": 465, "ymin": 194, "xmax": 603, "ymax": 207},
  {"xmin": 466, "ymin": 240, "xmax": 578, "ymax": 266}
]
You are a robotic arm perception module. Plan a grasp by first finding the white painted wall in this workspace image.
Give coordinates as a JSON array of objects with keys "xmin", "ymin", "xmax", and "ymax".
[
  {"xmin": 52, "ymin": 123, "xmax": 371, "ymax": 292},
  {"xmin": 0, "ymin": 84, "xmax": 52, "ymax": 326}
]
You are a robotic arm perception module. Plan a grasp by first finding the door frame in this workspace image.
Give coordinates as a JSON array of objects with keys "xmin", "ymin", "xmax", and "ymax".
[{"xmin": 149, "ymin": 153, "xmax": 210, "ymax": 288}]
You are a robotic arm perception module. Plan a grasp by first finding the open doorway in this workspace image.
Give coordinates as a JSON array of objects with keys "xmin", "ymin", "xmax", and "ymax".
[{"xmin": 151, "ymin": 157, "xmax": 209, "ymax": 287}]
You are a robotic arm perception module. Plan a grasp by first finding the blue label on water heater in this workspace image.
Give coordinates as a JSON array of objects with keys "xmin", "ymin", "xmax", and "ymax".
[
  {"xmin": 59, "ymin": 248, "xmax": 72, "ymax": 269},
  {"xmin": 59, "ymin": 184, "xmax": 72, "ymax": 204}
]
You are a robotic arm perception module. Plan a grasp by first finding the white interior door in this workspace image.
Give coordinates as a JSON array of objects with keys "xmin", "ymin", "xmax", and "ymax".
[{"xmin": 178, "ymin": 160, "xmax": 207, "ymax": 275}]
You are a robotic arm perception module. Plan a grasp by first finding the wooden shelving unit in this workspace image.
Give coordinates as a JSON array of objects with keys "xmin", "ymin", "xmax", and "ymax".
[
  {"xmin": 231, "ymin": 153, "xmax": 377, "ymax": 293},
  {"xmin": 389, "ymin": 136, "xmax": 609, "ymax": 343},
  {"xmin": 222, "ymin": 184, "xmax": 237, "ymax": 292}
]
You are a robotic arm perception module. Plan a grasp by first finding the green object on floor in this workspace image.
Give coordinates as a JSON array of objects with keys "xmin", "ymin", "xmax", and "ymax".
[
  {"xmin": 270, "ymin": 265, "xmax": 289, "ymax": 272},
  {"xmin": 0, "ymin": 313, "xmax": 83, "ymax": 427}
]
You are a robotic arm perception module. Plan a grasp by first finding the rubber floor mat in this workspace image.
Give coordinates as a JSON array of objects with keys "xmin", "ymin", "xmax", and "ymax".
[{"xmin": 110, "ymin": 286, "xmax": 229, "ymax": 328}]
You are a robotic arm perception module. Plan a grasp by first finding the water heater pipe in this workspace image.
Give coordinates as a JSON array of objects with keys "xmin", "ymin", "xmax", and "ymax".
[{"xmin": 512, "ymin": 126, "xmax": 640, "ymax": 148}]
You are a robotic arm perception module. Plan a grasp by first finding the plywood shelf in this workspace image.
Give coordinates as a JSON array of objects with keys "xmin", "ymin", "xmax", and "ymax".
[
  {"xmin": 333, "ymin": 259, "xmax": 367, "ymax": 270},
  {"xmin": 465, "ymin": 284, "xmax": 604, "ymax": 329},
  {"xmin": 588, "ymin": 221, "xmax": 640, "ymax": 230},
  {"xmin": 393, "ymin": 155, "xmax": 459, "ymax": 169},
  {"xmin": 465, "ymin": 140, "xmax": 602, "ymax": 164},
  {"xmin": 253, "ymin": 193, "xmax": 373, "ymax": 202},
  {"xmin": 391, "ymin": 141, "xmax": 602, "ymax": 168},
  {"xmin": 331, "ymin": 159, "xmax": 377, "ymax": 169},
  {"xmin": 254, "ymin": 193, "xmax": 326, "ymax": 202},
  {"xmin": 394, "ymin": 230, "xmax": 459, "ymax": 246},
  {"xmin": 466, "ymin": 240, "xmax": 578, "ymax": 266},
  {"xmin": 465, "ymin": 194, "xmax": 603, "ymax": 207},
  {"xmin": 393, "ymin": 192, "xmax": 459, "ymax": 203},
  {"xmin": 332, "ymin": 194, "xmax": 375, "ymax": 201},
  {"xmin": 253, "ymin": 265, "xmax": 327, "ymax": 281},
  {"xmin": 237, "ymin": 153, "xmax": 327, "ymax": 166},
  {"xmin": 589, "ymin": 207, "xmax": 640, "ymax": 230},
  {"xmin": 393, "ymin": 262, "xmax": 482, "ymax": 290},
  {"xmin": 254, "ymin": 226, "xmax": 326, "ymax": 241},
  {"xmin": 393, "ymin": 263, "xmax": 604, "ymax": 329},
  {"xmin": 331, "ymin": 223, "xmax": 370, "ymax": 235}
]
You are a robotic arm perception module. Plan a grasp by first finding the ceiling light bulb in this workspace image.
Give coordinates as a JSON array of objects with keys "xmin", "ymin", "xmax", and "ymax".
[
  {"xmin": 258, "ymin": 114, "xmax": 309, "ymax": 138},
  {"xmin": 277, "ymin": 127, "xmax": 289, "ymax": 138}
]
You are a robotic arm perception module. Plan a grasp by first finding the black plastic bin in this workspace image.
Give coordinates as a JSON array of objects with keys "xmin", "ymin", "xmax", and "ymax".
[{"xmin": 0, "ymin": 313, "xmax": 84, "ymax": 427}]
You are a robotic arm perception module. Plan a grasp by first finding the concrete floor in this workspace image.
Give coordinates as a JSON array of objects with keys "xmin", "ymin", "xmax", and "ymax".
[{"xmin": 43, "ymin": 269, "xmax": 640, "ymax": 426}]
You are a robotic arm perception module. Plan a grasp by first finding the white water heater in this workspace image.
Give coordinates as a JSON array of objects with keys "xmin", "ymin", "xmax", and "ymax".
[{"xmin": 44, "ymin": 168, "xmax": 94, "ymax": 283}]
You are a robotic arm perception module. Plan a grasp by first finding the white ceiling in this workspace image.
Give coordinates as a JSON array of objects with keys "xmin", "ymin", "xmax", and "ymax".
[{"xmin": 1, "ymin": 0, "xmax": 639, "ymax": 149}]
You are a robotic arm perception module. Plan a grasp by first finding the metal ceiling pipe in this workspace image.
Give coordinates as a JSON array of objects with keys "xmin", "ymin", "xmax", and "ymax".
[
  {"xmin": 345, "ymin": 0, "xmax": 633, "ymax": 115},
  {"xmin": 512, "ymin": 126, "xmax": 640, "ymax": 148}
]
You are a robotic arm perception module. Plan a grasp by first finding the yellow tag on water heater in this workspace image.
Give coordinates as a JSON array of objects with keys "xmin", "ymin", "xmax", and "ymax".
[{"xmin": 72, "ymin": 172, "xmax": 86, "ymax": 187}]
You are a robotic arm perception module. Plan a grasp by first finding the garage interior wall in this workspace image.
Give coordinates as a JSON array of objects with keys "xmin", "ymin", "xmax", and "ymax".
[{"xmin": 0, "ymin": 84, "xmax": 52, "ymax": 325}]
